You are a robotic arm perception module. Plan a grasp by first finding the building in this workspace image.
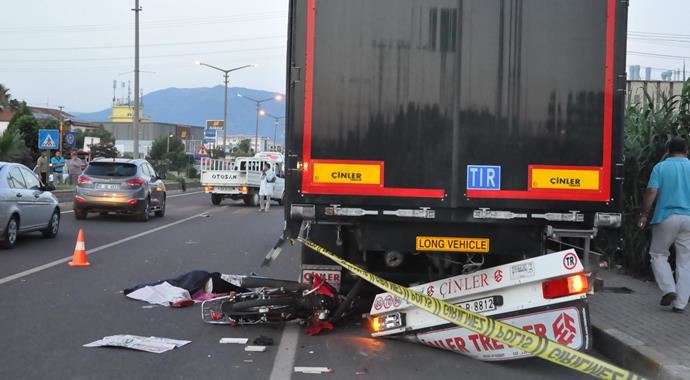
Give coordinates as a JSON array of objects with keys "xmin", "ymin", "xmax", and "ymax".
[
  {"xmin": 0, "ymin": 109, "xmax": 12, "ymax": 135},
  {"xmin": 627, "ymin": 80, "xmax": 686, "ymax": 108},
  {"xmin": 100, "ymin": 121, "xmax": 204, "ymax": 156},
  {"xmin": 222, "ymin": 134, "xmax": 280, "ymax": 153},
  {"xmin": 0, "ymin": 106, "xmax": 100, "ymax": 135}
]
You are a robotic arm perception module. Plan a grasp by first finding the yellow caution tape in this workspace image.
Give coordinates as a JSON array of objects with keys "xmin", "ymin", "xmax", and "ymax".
[{"xmin": 298, "ymin": 237, "xmax": 645, "ymax": 380}]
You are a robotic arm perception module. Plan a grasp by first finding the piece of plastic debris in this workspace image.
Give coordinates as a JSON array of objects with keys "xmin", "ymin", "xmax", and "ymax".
[
  {"xmin": 245, "ymin": 345, "xmax": 267, "ymax": 352},
  {"xmin": 294, "ymin": 367, "xmax": 333, "ymax": 374},
  {"xmin": 355, "ymin": 368, "xmax": 368, "ymax": 375},
  {"xmin": 220, "ymin": 338, "xmax": 249, "ymax": 344},
  {"xmin": 84, "ymin": 335, "xmax": 190, "ymax": 354},
  {"xmin": 243, "ymin": 360, "xmax": 254, "ymax": 363},
  {"xmin": 308, "ymin": 350, "xmax": 315, "ymax": 354},
  {"xmin": 253, "ymin": 335, "xmax": 274, "ymax": 346}
]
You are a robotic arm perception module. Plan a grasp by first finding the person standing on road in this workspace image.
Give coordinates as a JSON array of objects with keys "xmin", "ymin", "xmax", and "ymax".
[
  {"xmin": 259, "ymin": 162, "xmax": 276, "ymax": 212},
  {"xmin": 35, "ymin": 151, "xmax": 49, "ymax": 185},
  {"xmin": 50, "ymin": 151, "xmax": 65, "ymax": 184},
  {"xmin": 639, "ymin": 137, "xmax": 690, "ymax": 313},
  {"xmin": 66, "ymin": 151, "xmax": 84, "ymax": 185}
]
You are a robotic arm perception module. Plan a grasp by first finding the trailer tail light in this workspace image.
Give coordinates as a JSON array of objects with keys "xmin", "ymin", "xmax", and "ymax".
[
  {"xmin": 126, "ymin": 178, "xmax": 145, "ymax": 188},
  {"xmin": 542, "ymin": 274, "xmax": 588, "ymax": 299},
  {"xmin": 370, "ymin": 312, "xmax": 405, "ymax": 333}
]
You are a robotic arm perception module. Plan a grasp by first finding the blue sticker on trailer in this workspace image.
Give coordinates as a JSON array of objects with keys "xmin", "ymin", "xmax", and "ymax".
[{"xmin": 467, "ymin": 165, "xmax": 501, "ymax": 190}]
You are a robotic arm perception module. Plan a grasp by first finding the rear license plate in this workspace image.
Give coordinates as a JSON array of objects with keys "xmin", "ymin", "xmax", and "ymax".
[
  {"xmin": 96, "ymin": 184, "xmax": 119, "ymax": 190},
  {"xmin": 416, "ymin": 236, "xmax": 490, "ymax": 253},
  {"xmin": 458, "ymin": 296, "xmax": 497, "ymax": 313}
]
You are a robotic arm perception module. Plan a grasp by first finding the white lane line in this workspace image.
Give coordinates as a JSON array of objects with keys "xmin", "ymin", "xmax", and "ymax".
[
  {"xmin": 59, "ymin": 191, "xmax": 204, "ymax": 214},
  {"xmin": 269, "ymin": 322, "xmax": 301, "ymax": 380},
  {"xmin": 0, "ymin": 211, "xmax": 210, "ymax": 286}
]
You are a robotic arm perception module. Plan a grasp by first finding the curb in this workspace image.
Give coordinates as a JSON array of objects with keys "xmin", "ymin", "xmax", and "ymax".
[{"xmin": 593, "ymin": 325, "xmax": 690, "ymax": 380}]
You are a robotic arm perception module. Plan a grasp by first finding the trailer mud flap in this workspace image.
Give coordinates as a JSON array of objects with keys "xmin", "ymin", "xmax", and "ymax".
[{"xmin": 297, "ymin": 238, "xmax": 644, "ymax": 380}]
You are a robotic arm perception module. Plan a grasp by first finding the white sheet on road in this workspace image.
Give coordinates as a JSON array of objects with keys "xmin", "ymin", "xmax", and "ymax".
[
  {"xmin": 84, "ymin": 335, "xmax": 191, "ymax": 354},
  {"xmin": 126, "ymin": 281, "xmax": 191, "ymax": 307}
]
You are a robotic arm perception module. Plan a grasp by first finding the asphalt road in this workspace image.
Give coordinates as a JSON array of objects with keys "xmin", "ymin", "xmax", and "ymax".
[{"xmin": 0, "ymin": 192, "xmax": 594, "ymax": 379}]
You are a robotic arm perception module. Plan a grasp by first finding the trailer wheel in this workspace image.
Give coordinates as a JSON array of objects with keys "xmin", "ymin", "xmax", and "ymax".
[{"xmin": 211, "ymin": 194, "xmax": 223, "ymax": 205}]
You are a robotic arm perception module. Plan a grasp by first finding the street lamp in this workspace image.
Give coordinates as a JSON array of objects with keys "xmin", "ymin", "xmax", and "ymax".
[
  {"xmin": 237, "ymin": 93, "xmax": 283, "ymax": 153},
  {"xmin": 195, "ymin": 61, "xmax": 255, "ymax": 153},
  {"xmin": 166, "ymin": 134, "xmax": 174, "ymax": 153},
  {"xmin": 262, "ymin": 112, "xmax": 285, "ymax": 151}
]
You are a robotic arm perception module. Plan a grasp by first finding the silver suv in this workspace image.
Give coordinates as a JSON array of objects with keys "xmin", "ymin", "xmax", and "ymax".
[{"xmin": 74, "ymin": 158, "xmax": 166, "ymax": 222}]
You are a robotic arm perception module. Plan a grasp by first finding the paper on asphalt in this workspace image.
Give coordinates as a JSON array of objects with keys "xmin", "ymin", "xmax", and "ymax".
[
  {"xmin": 84, "ymin": 335, "xmax": 191, "ymax": 353},
  {"xmin": 126, "ymin": 281, "xmax": 191, "ymax": 307}
]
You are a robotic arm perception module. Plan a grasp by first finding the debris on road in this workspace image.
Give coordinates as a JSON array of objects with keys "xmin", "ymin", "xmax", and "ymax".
[
  {"xmin": 294, "ymin": 367, "xmax": 333, "ymax": 374},
  {"xmin": 124, "ymin": 270, "xmax": 248, "ymax": 307},
  {"xmin": 355, "ymin": 368, "xmax": 368, "ymax": 375},
  {"xmin": 252, "ymin": 335, "xmax": 274, "ymax": 346},
  {"xmin": 219, "ymin": 338, "xmax": 249, "ymax": 344},
  {"xmin": 84, "ymin": 335, "xmax": 190, "ymax": 354},
  {"xmin": 244, "ymin": 345, "xmax": 267, "ymax": 352}
]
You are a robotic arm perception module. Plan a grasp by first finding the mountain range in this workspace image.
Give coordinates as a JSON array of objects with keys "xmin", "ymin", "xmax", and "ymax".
[{"xmin": 73, "ymin": 86, "xmax": 286, "ymax": 141}]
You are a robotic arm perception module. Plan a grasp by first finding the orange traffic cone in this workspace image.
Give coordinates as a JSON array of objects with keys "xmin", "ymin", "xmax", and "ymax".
[{"xmin": 68, "ymin": 229, "xmax": 91, "ymax": 267}]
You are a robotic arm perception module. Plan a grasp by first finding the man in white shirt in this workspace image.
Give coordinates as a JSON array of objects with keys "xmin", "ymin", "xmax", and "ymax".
[{"xmin": 259, "ymin": 162, "xmax": 276, "ymax": 212}]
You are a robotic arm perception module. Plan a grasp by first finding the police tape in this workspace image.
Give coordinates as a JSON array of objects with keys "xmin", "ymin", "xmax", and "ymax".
[{"xmin": 297, "ymin": 237, "xmax": 645, "ymax": 380}]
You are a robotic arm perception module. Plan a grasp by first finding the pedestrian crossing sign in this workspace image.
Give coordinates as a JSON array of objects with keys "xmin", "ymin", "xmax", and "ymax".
[{"xmin": 38, "ymin": 129, "xmax": 60, "ymax": 150}]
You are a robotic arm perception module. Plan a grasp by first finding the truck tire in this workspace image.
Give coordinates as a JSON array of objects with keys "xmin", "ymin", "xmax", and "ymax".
[
  {"xmin": 244, "ymin": 192, "xmax": 259, "ymax": 207},
  {"xmin": 211, "ymin": 194, "xmax": 222, "ymax": 205}
]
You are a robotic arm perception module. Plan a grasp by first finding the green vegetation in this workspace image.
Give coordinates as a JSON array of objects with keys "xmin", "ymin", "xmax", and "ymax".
[
  {"xmin": 231, "ymin": 138, "xmax": 254, "ymax": 157},
  {"xmin": 618, "ymin": 79, "xmax": 690, "ymax": 276}
]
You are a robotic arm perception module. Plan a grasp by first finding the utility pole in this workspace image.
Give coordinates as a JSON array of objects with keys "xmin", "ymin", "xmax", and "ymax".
[
  {"xmin": 237, "ymin": 93, "xmax": 283, "ymax": 154},
  {"xmin": 264, "ymin": 113, "xmax": 285, "ymax": 151},
  {"xmin": 132, "ymin": 0, "xmax": 141, "ymax": 158},
  {"xmin": 58, "ymin": 106, "xmax": 64, "ymax": 154},
  {"xmin": 223, "ymin": 72, "xmax": 229, "ymax": 153}
]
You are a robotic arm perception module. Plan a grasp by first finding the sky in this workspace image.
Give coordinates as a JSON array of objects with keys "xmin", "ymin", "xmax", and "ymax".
[{"xmin": 0, "ymin": 0, "xmax": 688, "ymax": 113}]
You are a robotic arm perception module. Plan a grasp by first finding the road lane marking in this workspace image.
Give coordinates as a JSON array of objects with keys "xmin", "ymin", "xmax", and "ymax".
[
  {"xmin": 60, "ymin": 191, "xmax": 205, "ymax": 214},
  {"xmin": 0, "ymin": 210, "xmax": 212, "ymax": 286},
  {"xmin": 269, "ymin": 323, "xmax": 300, "ymax": 380}
]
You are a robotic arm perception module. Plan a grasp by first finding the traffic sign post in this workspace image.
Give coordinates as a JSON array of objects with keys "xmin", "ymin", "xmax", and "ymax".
[
  {"xmin": 195, "ymin": 144, "xmax": 209, "ymax": 160},
  {"xmin": 64, "ymin": 131, "xmax": 76, "ymax": 148},
  {"xmin": 38, "ymin": 129, "xmax": 60, "ymax": 150}
]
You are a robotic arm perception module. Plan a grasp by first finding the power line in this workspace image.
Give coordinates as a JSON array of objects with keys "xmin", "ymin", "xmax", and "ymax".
[
  {"xmin": 0, "ymin": 12, "xmax": 286, "ymax": 34},
  {"xmin": 628, "ymin": 51, "xmax": 690, "ymax": 60},
  {"xmin": 0, "ymin": 46, "xmax": 285, "ymax": 63},
  {"xmin": 0, "ymin": 35, "xmax": 286, "ymax": 52}
]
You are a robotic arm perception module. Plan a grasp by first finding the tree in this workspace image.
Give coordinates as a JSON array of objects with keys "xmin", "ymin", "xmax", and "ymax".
[
  {"xmin": 0, "ymin": 84, "xmax": 9, "ymax": 112},
  {"xmin": 89, "ymin": 143, "xmax": 119, "ymax": 158},
  {"xmin": 232, "ymin": 138, "xmax": 254, "ymax": 157},
  {"xmin": 0, "ymin": 129, "xmax": 27, "ymax": 163},
  {"xmin": 74, "ymin": 128, "xmax": 114, "ymax": 151},
  {"xmin": 149, "ymin": 135, "xmax": 187, "ymax": 172}
]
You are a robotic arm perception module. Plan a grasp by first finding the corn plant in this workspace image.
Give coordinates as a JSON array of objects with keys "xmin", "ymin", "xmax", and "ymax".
[{"xmin": 619, "ymin": 79, "xmax": 690, "ymax": 276}]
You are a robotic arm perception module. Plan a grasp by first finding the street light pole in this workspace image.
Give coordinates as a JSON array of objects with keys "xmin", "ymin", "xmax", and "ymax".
[
  {"xmin": 264, "ymin": 113, "xmax": 285, "ymax": 151},
  {"xmin": 195, "ymin": 62, "xmax": 254, "ymax": 153},
  {"xmin": 237, "ymin": 93, "xmax": 283, "ymax": 154},
  {"xmin": 132, "ymin": 0, "xmax": 141, "ymax": 159}
]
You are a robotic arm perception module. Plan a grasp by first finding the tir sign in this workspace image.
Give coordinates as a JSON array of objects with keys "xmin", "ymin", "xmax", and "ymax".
[{"xmin": 467, "ymin": 166, "xmax": 501, "ymax": 190}]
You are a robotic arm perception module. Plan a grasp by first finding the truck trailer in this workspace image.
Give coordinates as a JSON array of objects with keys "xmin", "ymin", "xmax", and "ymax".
[{"xmin": 282, "ymin": 0, "xmax": 627, "ymax": 351}]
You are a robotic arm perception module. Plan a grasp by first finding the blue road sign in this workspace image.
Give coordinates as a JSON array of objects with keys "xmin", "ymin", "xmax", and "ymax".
[
  {"xmin": 467, "ymin": 165, "xmax": 501, "ymax": 190},
  {"xmin": 204, "ymin": 129, "xmax": 217, "ymax": 138},
  {"xmin": 38, "ymin": 129, "xmax": 60, "ymax": 150},
  {"xmin": 64, "ymin": 131, "xmax": 76, "ymax": 147}
]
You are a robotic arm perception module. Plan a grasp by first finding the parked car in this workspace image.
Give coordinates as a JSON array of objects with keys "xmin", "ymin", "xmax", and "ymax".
[
  {"xmin": 74, "ymin": 158, "xmax": 166, "ymax": 221},
  {"xmin": 0, "ymin": 162, "xmax": 60, "ymax": 249}
]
